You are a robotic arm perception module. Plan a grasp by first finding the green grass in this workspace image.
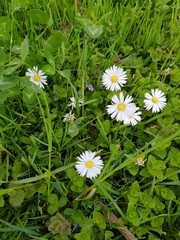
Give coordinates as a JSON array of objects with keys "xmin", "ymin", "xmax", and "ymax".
[{"xmin": 0, "ymin": 0, "xmax": 180, "ymax": 239}]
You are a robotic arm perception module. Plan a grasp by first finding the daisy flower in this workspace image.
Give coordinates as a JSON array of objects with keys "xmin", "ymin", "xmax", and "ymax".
[
  {"xmin": 75, "ymin": 151, "xmax": 103, "ymax": 179},
  {"xmin": 107, "ymin": 92, "xmax": 136, "ymax": 122},
  {"xmin": 135, "ymin": 156, "xmax": 145, "ymax": 166},
  {"xmin": 123, "ymin": 107, "xmax": 142, "ymax": 126},
  {"xmin": 68, "ymin": 97, "xmax": 83, "ymax": 109},
  {"xmin": 102, "ymin": 65, "xmax": 127, "ymax": 91},
  {"xmin": 63, "ymin": 111, "xmax": 75, "ymax": 122},
  {"xmin": 144, "ymin": 89, "xmax": 166, "ymax": 113},
  {"xmin": 25, "ymin": 66, "xmax": 47, "ymax": 88}
]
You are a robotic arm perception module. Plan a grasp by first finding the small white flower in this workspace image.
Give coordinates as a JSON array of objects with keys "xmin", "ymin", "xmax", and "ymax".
[
  {"xmin": 25, "ymin": 66, "xmax": 47, "ymax": 88},
  {"xmin": 75, "ymin": 151, "xmax": 103, "ymax": 179},
  {"xmin": 102, "ymin": 65, "xmax": 127, "ymax": 91},
  {"xmin": 123, "ymin": 107, "xmax": 142, "ymax": 126},
  {"xmin": 107, "ymin": 92, "xmax": 136, "ymax": 122},
  {"xmin": 163, "ymin": 67, "xmax": 170, "ymax": 76},
  {"xmin": 63, "ymin": 111, "xmax": 75, "ymax": 122},
  {"xmin": 68, "ymin": 97, "xmax": 83, "ymax": 109},
  {"xmin": 144, "ymin": 89, "xmax": 166, "ymax": 113},
  {"xmin": 135, "ymin": 156, "xmax": 145, "ymax": 166}
]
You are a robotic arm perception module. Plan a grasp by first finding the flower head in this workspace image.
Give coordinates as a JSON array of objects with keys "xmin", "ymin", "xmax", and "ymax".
[
  {"xmin": 68, "ymin": 97, "xmax": 83, "ymax": 109},
  {"xmin": 135, "ymin": 156, "xmax": 145, "ymax": 166},
  {"xmin": 123, "ymin": 107, "xmax": 142, "ymax": 126},
  {"xmin": 102, "ymin": 65, "xmax": 127, "ymax": 91},
  {"xmin": 107, "ymin": 92, "xmax": 136, "ymax": 122},
  {"xmin": 87, "ymin": 84, "xmax": 94, "ymax": 91},
  {"xmin": 25, "ymin": 66, "xmax": 47, "ymax": 88},
  {"xmin": 75, "ymin": 151, "xmax": 103, "ymax": 179},
  {"xmin": 63, "ymin": 111, "xmax": 75, "ymax": 122},
  {"xmin": 144, "ymin": 89, "xmax": 166, "ymax": 113}
]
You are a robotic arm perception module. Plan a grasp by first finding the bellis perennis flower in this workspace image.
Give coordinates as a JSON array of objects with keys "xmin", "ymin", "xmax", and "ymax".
[
  {"xmin": 123, "ymin": 107, "xmax": 142, "ymax": 126},
  {"xmin": 68, "ymin": 97, "xmax": 83, "ymax": 109},
  {"xmin": 63, "ymin": 111, "xmax": 75, "ymax": 122},
  {"xmin": 107, "ymin": 92, "xmax": 136, "ymax": 122},
  {"xmin": 135, "ymin": 156, "xmax": 145, "ymax": 166},
  {"xmin": 75, "ymin": 151, "xmax": 103, "ymax": 179},
  {"xmin": 144, "ymin": 89, "xmax": 166, "ymax": 113},
  {"xmin": 26, "ymin": 66, "xmax": 47, "ymax": 88},
  {"xmin": 102, "ymin": 65, "xmax": 127, "ymax": 91}
]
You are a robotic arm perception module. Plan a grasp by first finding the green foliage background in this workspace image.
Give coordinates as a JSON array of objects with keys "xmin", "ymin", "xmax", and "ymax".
[{"xmin": 0, "ymin": 0, "xmax": 180, "ymax": 239}]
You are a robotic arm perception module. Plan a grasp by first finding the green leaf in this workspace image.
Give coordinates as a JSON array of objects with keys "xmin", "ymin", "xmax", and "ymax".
[
  {"xmin": 28, "ymin": 9, "xmax": 49, "ymax": 24},
  {"xmin": 147, "ymin": 155, "xmax": 166, "ymax": 178},
  {"xmin": 23, "ymin": 88, "xmax": 37, "ymax": 104},
  {"xmin": 44, "ymin": 31, "xmax": 66, "ymax": 53},
  {"xmin": 153, "ymin": 149, "xmax": 167, "ymax": 159},
  {"xmin": 74, "ymin": 229, "xmax": 92, "ymax": 240},
  {"xmin": 169, "ymin": 148, "xmax": 180, "ymax": 168},
  {"xmin": 24, "ymin": 185, "xmax": 36, "ymax": 199},
  {"xmin": 71, "ymin": 184, "xmax": 83, "ymax": 193},
  {"xmin": 160, "ymin": 187, "xmax": 176, "ymax": 200},
  {"xmin": 12, "ymin": 160, "xmax": 22, "ymax": 179},
  {"xmin": 105, "ymin": 230, "xmax": 114, "ymax": 240},
  {"xmin": 48, "ymin": 194, "xmax": 58, "ymax": 205},
  {"xmin": 53, "ymin": 85, "xmax": 67, "ymax": 100},
  {"xmin": 64, "ymin": 208, "xmax": 74, "ymax": 215},
  {"xmin": 48, "ymin": 203, "xmax": 59, "ymax": 215},
  {"xmin": 9, "ymin": 189, "xmax": 25, "ymax": 207},
  {"xmin": 164, "ymin": 168, "xmax": 179, "ymax": 181},
  {"xmin": 0, "ymin": 16, "xmax": 11, "ymax": 39},
  {"xmin": 127, "ymin": 163, "xmax": 139, "ymax": 176},
  {"xmin": 0, "ymin": 195, "xmax": 4, "ymax": 207},
  {"xmin": 44, "ymin": 50, "xmax": 55, "ymax": 68},
  {"xmin": 151, "ymin": 217, "xmax": 164, "ymax": 227},
  {"xmin": 170, "ymin": 66, "xmax": 180, "ymax": 86},
  {"xmin": 135, "ymin": 226, "xmax": 147, "ymax": 238},
  {"xmin": 0, "ymin": 75, "xmax": 18, "ymax": 90},
  {"xmin": 93, "ymin": 211, "xmax": 106, "ymax": 229},
  {"xmin": 68, "ymin": 123, "xmax": 79, "ymax": 137},
  {"xmin": 128, "ymin": 181, "xmax": 140, "ymax": 205},
  {"xmin": 54, "ymin": 127, "xmax": 63, "ymax": 141},
  {"xmin": 12, "ymin": 0, "xmax": 30, "ymax": 11},
  {"xmin": 140, "ymin": 192, "xmax": 155, "ymax": 209},
  {"xmin": 0, "ymin": 47, "xmax": 7, "ymax": 64},
  {"xmin": 76, "ymin": 17, "xmax": 103, "ymax": 38},
  {"xmin": 153, "ymin": 196, "xmax": 165, "ymax": 214},
  {"xmin": 58, "ymin": 70, "xmax": 71, "ymax": 80},
  {"xmin": 20, "ymin": 36, "xmax": 29, "ymax": 61},
  {"xmin": 84, "ymin": 24, "xmax": 103, "ymax": 38},
  {"xmin": 59, "ymin": 196, "xmax": 68, "ymax": 208},
  {"xmin": 42, "ymin": 64, "xmax": 55, "ymax": 75},
  {"xmin": 101, "ymin": 120, "xmax": 110, "ymax": 134},
  {"xmin": 127, "ymin": 204, "xmax": 139, "ymax": 226}
]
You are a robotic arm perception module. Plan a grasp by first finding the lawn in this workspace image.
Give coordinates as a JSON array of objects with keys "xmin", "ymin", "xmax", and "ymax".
[{"xmin": 0, "ymin": 0, "xmax": 180, "ymax": 239}]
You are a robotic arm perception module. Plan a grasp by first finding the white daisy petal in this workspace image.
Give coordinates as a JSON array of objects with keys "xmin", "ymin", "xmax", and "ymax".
[
  {"xmin": 107, "ymin": 92, "xmax": 136, "ymax": 123},
  {"xmin": 25, "ymin": 66, "xmax": 48, "ymax": 88},
  {"xmin": 63, "ymin": 111, "xmax": 75, "ymax": 122},
  {"xmin": 68, "ymin": 97, "xmax": 83, "ymax": 109},
  {"xmin": 102, "ymin": 65, "xmax": 127, "ymax": 91},
  {"xmin": 144, "ymin": 89, "xmax": 167, "ymax": 113},
  {"xmin": 75, "ymin": 150, "xmax": 103, "ymax": 179}
]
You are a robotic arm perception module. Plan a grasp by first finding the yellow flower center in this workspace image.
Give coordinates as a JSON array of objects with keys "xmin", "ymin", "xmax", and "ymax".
[
  {"xmin": 152, "ymin": 97, "xmax": 158, "ymax": 103},
  {"xmin": 118, "ymin": 103, "xmax": 125, "ymax": 111},
  {"xmin": 138, "ymin": 156, "xmax": 144, "ymax": 162},
  {"xmin": 34, "ymin": 75, "xmax": 40, "ymax": 82},
  {"xmin": 67, "ymin": 115, "xmax": 72, "ymax": 121},
  {"xmin": 129, "ymin": 113, "xmax": 133, "ymax": 119},
  {"xmin": 86, "ymin": 161, "xmax": 93, "ymax": 168},
  {"xmin": 111, "ymin": 76, "xmax": 117, "ymax": 82}
]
